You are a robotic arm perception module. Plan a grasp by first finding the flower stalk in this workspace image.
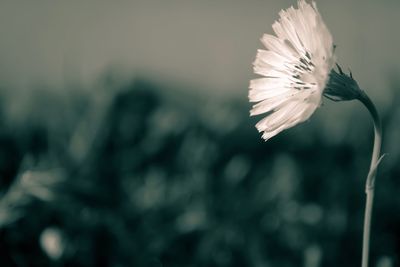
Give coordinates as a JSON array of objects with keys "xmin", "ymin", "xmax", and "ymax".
[
  {"xmin": 325, "ymin": 68, "xmax": 384, "ymax": 267},
  {"xmin": 358, "ymin": 91, "xmax": 383, "ymax": 267}
]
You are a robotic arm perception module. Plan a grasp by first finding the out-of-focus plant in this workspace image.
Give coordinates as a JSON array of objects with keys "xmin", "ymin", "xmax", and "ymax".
[
  {"xmin": 0, "ymin": 157, "xmax": 64, "ymax": 227},
  {"xmin": 0, "ymin": 66, "xmax": 398, "ymax": 266}
]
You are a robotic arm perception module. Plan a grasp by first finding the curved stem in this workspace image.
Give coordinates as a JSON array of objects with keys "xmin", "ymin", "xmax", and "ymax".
[{"xmin": 358, "ymin": 91, "xmax": 382, "ymax": 267}]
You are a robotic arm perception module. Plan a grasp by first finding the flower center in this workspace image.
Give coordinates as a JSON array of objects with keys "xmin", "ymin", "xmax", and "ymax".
[{"xmin": 290, "ymin": 51, "xmax": 331, "ymax": 93}]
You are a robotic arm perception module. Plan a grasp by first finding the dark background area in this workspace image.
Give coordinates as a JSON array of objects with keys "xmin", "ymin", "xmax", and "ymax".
[
  {"xmin": 0, "ymin": 74, "xmax": 399, "ymax": 267},
  {"xmin": 0, "ymin": 1, "xmax": 399, "ymax": 267}
]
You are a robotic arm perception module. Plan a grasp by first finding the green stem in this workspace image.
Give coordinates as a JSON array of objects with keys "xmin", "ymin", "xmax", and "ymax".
[{"xmin": 358, "ymin": 91, "xmax": 382, "ymax": 267}]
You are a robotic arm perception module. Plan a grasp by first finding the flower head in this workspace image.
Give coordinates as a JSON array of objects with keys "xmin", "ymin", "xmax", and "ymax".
[{"xmin": 249, "ymin": 0, "xmax": 335, "ymax": 140}]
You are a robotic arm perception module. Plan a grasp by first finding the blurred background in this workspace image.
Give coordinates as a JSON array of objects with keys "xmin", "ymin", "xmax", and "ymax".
[{"xmin": 0, "ymin": 1, "xmax": 399, "ymax": 266}]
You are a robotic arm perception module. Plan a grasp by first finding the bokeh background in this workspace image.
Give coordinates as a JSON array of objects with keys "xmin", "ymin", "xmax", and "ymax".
[{"xmin": 0, "ymin": 1, "xmax": 399, "ymax": 267}]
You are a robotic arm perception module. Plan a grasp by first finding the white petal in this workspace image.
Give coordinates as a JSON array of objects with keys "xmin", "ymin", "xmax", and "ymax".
[
  {"xmin": 260, "ymin": 34, "xmax": 298, "ymax": 60},
  {"xmin": 253, "ymin": 65, "xmax": 290, "ymax": 78},
  {"xmin": 255, "ymin": 101, "xmax": 299, "ymax": 132},
  {"xmin": 249, "ymin": 87, "xmax": 293, "ymax": 102},
  {"xmin": 258, "ymin": 101, "xmax": 317, "ymax": 140},
  {"xmin": 272, "ymin": 14, "xmax": 305, "ymax": 55},
  {"xmin": 249, "ymin": 78, "xmax": 294, "ymax": 102},
  {"xmin": 249, "ymin": 77, "xmax": 287, "ymax": 90},
  {"xmin": 253, "ymin": 49, "xmax": 287, "ymax": 69},
  {"xmin": 250, "ymin": 93, "xmax": 293, "ymax": 116}
]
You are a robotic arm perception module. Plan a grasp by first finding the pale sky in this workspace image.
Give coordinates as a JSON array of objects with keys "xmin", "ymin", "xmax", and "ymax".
[{"xmin": 0, "ymin": 0, "xmax": 399, "ymax": 104}]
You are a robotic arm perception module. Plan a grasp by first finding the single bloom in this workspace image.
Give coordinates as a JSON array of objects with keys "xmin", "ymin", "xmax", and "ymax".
[{"xmin": 249, "ymin": 0, "xmax": 335, "ymax": 140}]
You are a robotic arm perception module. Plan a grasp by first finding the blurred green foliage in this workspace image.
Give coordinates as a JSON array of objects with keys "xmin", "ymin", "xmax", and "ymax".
[{"xmin": 0, "ymin": 73, "xmax": 399, "ymax": 267}]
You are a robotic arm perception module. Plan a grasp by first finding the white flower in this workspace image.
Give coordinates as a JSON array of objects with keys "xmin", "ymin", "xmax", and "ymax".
[{"xmin": 249, "ymin": 0, "xmax": 335, "ymax": 140}]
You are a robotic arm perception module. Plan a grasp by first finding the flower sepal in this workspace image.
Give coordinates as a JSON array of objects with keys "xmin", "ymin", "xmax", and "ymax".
[{"xmin": 324, "ymin": 64, "xmax": 364, "ymax": 102}]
